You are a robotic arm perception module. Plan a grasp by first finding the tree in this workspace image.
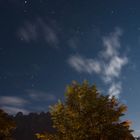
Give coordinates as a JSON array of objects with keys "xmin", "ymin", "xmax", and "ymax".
[
  {"xmin": 37, "ymin": 81, "xmax": 134, "ymax": 140},
  {"xmin": 13, "ymin": 112, "xmax": 54, "ymax": 140},
  {"xmin": 0, "ymin": 109, "xmax": 16, "ymax": 140}
]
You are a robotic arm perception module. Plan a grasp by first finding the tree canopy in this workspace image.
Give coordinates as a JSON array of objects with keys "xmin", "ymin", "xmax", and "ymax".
[
  {"xmin": 0, "ymin": 109, "xmax": 16, "ymax": 140},
  {"xmin": 37, "ymin": 81, "xmax": 134, "ymax": 140}
]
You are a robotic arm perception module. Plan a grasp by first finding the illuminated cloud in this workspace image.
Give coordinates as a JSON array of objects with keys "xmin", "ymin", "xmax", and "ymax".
[
  {"xmin": 108, "ymin": 82, "xmax": 122, "ymax": 99},
  {"xmin": 103, "ymin": 56, "xmax": 128, "ymax": 83},
  {"xmin": 0, "ymin": 96, "xmax": 28, "ymax": 107},
  {"xmin": 68, "ymin": 55, "xmax": 101, "ymax": 74},
  {"xmin": 0, "ymin": 96, "xmax": 29, "ymax": 114},
  {"xmin": 17, "ymin": 18, "xmax": 59, "ymax": 47},
  {"xmin": 27, "ymin": 89, "xmax": 56, "ymax": 102},
  {"xmin": 18, "ymin": 21, "xmax": 37, "ymax": 42},
  {"xmin": 101, "ymin": 28, "xmax": 128, "ymax": 83},
  {"xmin": 0, "ymin": 90, "xmax": 56, "ymax": 114},
  {"xmin": 133, "ymin": 130, "xmax": 140, "ymax": 137},
  {"xmin": 68, "ymin": 28, "xmax": 128, "ymax": 98},
  {"xmin": 101, "ymin": 28, "xmax": 122, "ymax": 58},
  {"xmin": 1, "ymin": 106, "xmax": 29, "ymax": 115}
]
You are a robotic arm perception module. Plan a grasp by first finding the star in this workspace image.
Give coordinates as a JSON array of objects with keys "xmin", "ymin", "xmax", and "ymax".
[{"xmin": 111, "ymin": 10, "xmax": 114, "ymax": 15}]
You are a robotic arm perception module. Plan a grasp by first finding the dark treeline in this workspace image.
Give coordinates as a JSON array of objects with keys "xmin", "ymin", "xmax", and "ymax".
[{"xmin": 12, "ymin": 112, "xmax": 55, "ymax": 140}]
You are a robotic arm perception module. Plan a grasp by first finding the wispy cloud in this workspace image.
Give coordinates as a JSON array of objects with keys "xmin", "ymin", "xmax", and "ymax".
[
  {"xmin": 17, "ymin": 18, "xmax": 59, "ymax": 47},
  {"xmin": 0, "ymin": 89, "xmax": 57, "ymax": 114},
  {"xmin": 133, "ymin": 130, "xmax": 140, "ymax": 137},
  {"xmin": 101, "ymin": 28, "xmax": 128, "ymax": 83},
  {"xmin": 0, "ymin": 96, "xmax": 28, "ymax": 106},
  {"xmin": 68, "ymin": 55, "xmax": 101, "ymax": 74},
  {"xmin": 101, "ymin": 28, "xmax": 122, "ymax": 58},
  {"xmin": 27, "ymin": 89, "xmax": 57, "ymax": 102},
  {"xmin": 0, "ymin": 96, "xmax": 29, "ymax": 114},
  {"xmin": 1, "ymin": 106, "xmax": 29, "ymax": 115},
  {"xmin": 18, "ymin": 21, "xmax": 37, "ymax": 42},
  {"xmin": 68, "ymin": 28, "xmax": 128, "ymax": 98},
  {"xmin": 108, "ymin": 82, "xmax": 122, "ymax": 98}
]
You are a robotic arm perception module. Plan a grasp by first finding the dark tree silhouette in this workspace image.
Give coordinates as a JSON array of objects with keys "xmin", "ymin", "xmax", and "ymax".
[
  {"xmin": 13, "ymin": 112, "xmax": 55, "ymax": 140},
  {"xmin": 0, "ymin": 109, "xmax": 16, "ymax": 140}
]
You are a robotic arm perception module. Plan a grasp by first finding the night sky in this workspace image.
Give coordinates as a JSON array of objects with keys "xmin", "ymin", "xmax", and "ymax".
[{"xmin": 0, "ymin": 0, "xmax": 140, "ymax": 136}]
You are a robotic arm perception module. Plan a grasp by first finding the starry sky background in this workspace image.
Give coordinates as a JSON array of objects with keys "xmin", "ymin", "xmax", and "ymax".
[{"xmin": 0, "ymin": 0, "xmax": 140, "ymax": 136}]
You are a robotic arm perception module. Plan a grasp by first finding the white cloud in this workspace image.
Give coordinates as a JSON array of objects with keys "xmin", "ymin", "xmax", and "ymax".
[
  {"xmin": 103, "ymin": 56, "xmax": 128, "ymax": 83},
  {"xmin": 0, "ymin": 96, "xmax": 28, "ymax": 107},
  {"xmin": 0, "ymin": 90, "xmax": 56, "ymax": 114},
  {"xmin": 133, "ymin": 130, "xmax": 140, "ymax": 137},
  {"xmin": 102, "ymin": 28, "xmax": 122, "ymax": 58},
  {"xmin": 18, "ymin": 21, "xmax": 37, "ymax": 42},
  {"xmin": 0, "ymin": 96, "xmax": 29, "ymax": 114},
  {"xmin": 27, "ymin": 89, "xmax": 56, "ymax": 102},
  {"xmin": 101, "ymin": 28, "xmax": 128, "ymax": 83},
  {"xmin": 38, "ymin": 18, "xmax": 59, "ymax": 46},
  {"xmin": 68, "ymin": 55, "xmax": 101, "ymax": 74},
  {"xmin": 108, "ymin": 82, "xmax": 122, "ymax": 99},
  {"xmin": 68, "ymin": 28, "xmax": 128, "ymax": 98},
  {"xmin": 18, "ymin": 18, "xmax": 59, "ymax": 46},
  {"xmin": 1, "ymin": 106, "xmax": 29, "ymax": 115}
]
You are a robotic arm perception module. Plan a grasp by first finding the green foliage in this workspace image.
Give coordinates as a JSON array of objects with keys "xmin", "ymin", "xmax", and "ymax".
[
  {"xmin": 37, "ymin": 81, "xmax": 134, "ymax": 140},
  {"xmin": 0, "ymin": 109, "xmax": 16, "ymax": 140}
]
